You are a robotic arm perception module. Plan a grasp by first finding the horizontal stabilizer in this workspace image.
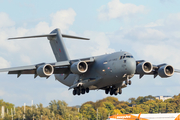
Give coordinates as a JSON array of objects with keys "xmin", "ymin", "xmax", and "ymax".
[
  {"xmin": 8, "ymin": 33, "xmax": 89, "ymax": 40},
  {"xmin": 62, "ymin": 34, "xmax": 89, "ymax": 40},
  {"xmin": 8, "ymin": 33, "xmax": 57, "ymax": 40}
]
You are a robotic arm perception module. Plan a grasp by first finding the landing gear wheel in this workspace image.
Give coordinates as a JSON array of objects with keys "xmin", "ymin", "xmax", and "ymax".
[
  {"xmin": 110, "ymin": 89, "xmax": 114, "ymax": 95},
  {"xmin": 125, "ymin": 80, "xmax": 128, "ymax": 85},
  {"xmin": 73, "ymin": 89, "xmax": 77, "ymax": 95},
  {"xmin": 129, "ymin": 80, "xmax": 131, "ymax": 85},
  {"xmin": 105, "ymin": 89, "xmax": 109, "ymax": 94},
  {"xmin": 85, "ymin": 88, "xmax": 89, "ymax": 93},
  {"xmin": 114, "ymin": 89, "xmax": 118, "ymax": 95},
  {"xmin": 77, "ymin": 89, "xmax": 80, "ymax": 95},
  {"xmin": 81, "ymin": 89, "xmax": 85, "ymax": 94},
  {"xmin": 119, "ymin": 89, "xmax": 122, "ymax": 94}
]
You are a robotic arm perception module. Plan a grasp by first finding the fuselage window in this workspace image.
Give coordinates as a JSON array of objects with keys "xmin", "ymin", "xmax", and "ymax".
[{"xmin": 123, "ymin": 56, "xmax": 125, "ymax": 59}]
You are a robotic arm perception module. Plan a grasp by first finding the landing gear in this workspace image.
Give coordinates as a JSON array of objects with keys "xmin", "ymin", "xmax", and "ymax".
[
  {"xmin": 114, "ymin": 88, "xmax": 118, "ymax": 96},
  {"xmin": 81, "ymin": 88, "xmax": 85, "ymax": 94},
  {"xmin": 105, "ymin": 88, "xmax": 109, "ymax": 94},
  {"xmin": 73, "ymin": 87, "xmax": 89, "ymax": 96},
  {"xmin": 125, "ymin": 80, "xmax": 128, "ymax": 85},
  {"xmin": 73, "ymin": 89, "xmax": 77, "ymax": 95},
  {"xmin": 129, "ymin": 80, "xmax": 131, "ymax": 85},
  {"xmin": 125, "ymin": 80, "xmax": 132, "ymax": 85},
  {"xmin": 85, "ymin": 88, "xmax": 89, "ymax": 93},
  {"xmin": 105, "ymin": 86, "xmax": 122, "ymax": 95},
  {"xmin": 119, "ymin": 89, "xmax": 122, "ymax": 94},
  {"xmin": 77, "ymin": 89, "xmax": 80, "ymax": 95},
  {"xmin": 110, "ymin": 88, "xmax": 114, "ymax": 95}
]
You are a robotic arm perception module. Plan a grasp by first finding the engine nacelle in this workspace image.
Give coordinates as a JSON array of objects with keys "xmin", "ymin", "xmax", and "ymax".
[
  {"xmin": 158, "ymin": 65, "xmax": 174, "ymax": 78},
  {"xmin": 36, "ymin": 64, "xmax": 54, "ymax": 77},
  {"xmin": 70, "ymin": 61, "xmax": 88, "ymax": 74},
  {"xmin": 136, "ymin": 62, "xmax": 153, "ymax": 74}
]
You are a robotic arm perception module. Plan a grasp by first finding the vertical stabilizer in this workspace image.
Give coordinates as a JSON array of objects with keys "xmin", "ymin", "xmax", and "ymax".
[
  {"xmin": 8, "ymin": 28, "xmax": 89, "ymax": 62},
  {"xmin": 49, "ymin": 28, "xmax": 70, "ymax": 62}
]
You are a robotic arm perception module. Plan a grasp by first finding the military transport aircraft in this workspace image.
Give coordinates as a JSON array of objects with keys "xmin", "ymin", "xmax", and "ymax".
[{"xmin": 0, "ymin": 28, "xmax": 179, "ymax": 96}]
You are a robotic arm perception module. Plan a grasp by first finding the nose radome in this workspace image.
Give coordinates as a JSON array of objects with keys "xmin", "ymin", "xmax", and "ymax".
[{"xmin": 126, "ymin": 59, "xmax": 136, "ymax": 75}]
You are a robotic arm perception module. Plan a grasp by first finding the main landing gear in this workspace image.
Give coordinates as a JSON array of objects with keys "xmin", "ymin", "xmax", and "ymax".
[
  {"xmin": 73, "ymin": 87, "xmax": 89, "ymax": 96},
  {"xmin": 105, "ymin": 87, "xmax": 122, "ymax": 96}
]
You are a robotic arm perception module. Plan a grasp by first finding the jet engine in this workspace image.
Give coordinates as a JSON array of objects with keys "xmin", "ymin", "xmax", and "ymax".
[
  {"xmin": 158, "ymin": 65, "xmax": 174, "ymax": 78},
  {"xmin": 70, "ymin": 61, "xmax": 88, "ymax": 74},
  {"xmin": 36, "ymin": 64, "xmax": 54, "ymax": 77},
  {"xmin": 136, "ymin": 62, "xmax": 153, "ymax": 74}
]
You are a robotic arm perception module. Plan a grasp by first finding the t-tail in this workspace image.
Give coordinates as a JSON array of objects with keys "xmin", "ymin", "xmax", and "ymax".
[{"xmin": 8, "ymin": 28, "xmax": 89, "ymax": 62}]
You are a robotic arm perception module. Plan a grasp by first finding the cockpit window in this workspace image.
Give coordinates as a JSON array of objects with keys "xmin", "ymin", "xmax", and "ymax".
[
  {"xmin": 103, "ymin": 61, "xmax": 108, "ymax": 64},
  {"xmin": 120, "ymin": 55, "xmax": 133, "ymax": 60}
]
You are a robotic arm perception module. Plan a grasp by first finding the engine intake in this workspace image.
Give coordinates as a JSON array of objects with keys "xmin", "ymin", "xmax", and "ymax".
[
  {"xmin": 37, "ymin": 64, "xmax": 54, "ymax": 77},
  {"xmin": 158, "ymin": 65, "xmax": 174, "ymax": 78},
  {"xmin": 70, "ymin": 61, "xmax": 88, "ymax": 74},
  {"xmin": 136, "ymin": 61, "xmax": 153, "ymax": 74}
]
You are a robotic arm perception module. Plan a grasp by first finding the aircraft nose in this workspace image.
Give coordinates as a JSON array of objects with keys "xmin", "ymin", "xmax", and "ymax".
[{"xmin": 126, "ymin": 58, "xmax": 136, "ymax": 75}]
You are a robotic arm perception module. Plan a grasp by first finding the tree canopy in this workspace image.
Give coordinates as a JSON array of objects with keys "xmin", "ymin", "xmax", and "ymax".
[{"xmin": 0, "ymin": 94, "xmax": 180, "ymax": 120}]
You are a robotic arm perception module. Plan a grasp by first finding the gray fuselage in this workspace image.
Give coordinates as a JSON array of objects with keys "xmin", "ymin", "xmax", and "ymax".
[{"xmin": 55, "ymin": 51, "xmax": 136, "ymax": 90}]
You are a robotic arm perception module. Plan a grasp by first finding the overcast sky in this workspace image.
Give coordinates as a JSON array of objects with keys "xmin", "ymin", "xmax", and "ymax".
[{"xmin": 0, "ymin": 0, "xmax": 180, "ymax": 107}]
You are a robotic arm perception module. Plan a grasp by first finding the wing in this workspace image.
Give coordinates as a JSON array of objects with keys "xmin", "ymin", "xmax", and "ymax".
[
  {"xmin": 136, "ymin": 60, "xmax": 179, "ymax": 78},
  {"xmin": 174, "ymin": 69, "xmax": 180, "ymax": 73},
  {"xmin": 0, "ymin": 57, "xmax": 94, "ymax": 78}
]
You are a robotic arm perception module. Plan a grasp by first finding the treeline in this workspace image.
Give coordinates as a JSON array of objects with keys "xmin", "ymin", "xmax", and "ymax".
[{"xmin": 0, "ymin": 94, "xmax": 180, "ymax": 120}]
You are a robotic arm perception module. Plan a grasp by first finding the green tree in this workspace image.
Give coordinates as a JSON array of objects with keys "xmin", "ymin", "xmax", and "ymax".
[
  {"xmin": 97, "ymin": 107, "xmax": 109, "ymax": 120},
  {"xmin": 80, "ymin": 104, "xmax": 96, "ymax": 120},
  {"xmin": 166, "ymin": 103, "xmax": 176, "ymax": 113},
  {"xmin": 128, "ymin": 98, "xmax": 136, "ymax": 104}
]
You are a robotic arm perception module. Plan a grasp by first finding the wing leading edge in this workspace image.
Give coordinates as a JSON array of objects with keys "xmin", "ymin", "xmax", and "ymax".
[
  {"xmin": 8, "ymin": 33, "xmax": 90, "ymax": 40},
  {"xmin": 0, "ymin": 57, "xmax": 94, "ymax": 78},
  {"xmin": 136, "ymin": 60, "xmax": 179, "ymax": 78}
]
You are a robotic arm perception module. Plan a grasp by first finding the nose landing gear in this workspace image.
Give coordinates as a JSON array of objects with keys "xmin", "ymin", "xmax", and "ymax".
[{"xmin": 125, "ymin": 79, "xmax": 132, "ymax": 85}]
